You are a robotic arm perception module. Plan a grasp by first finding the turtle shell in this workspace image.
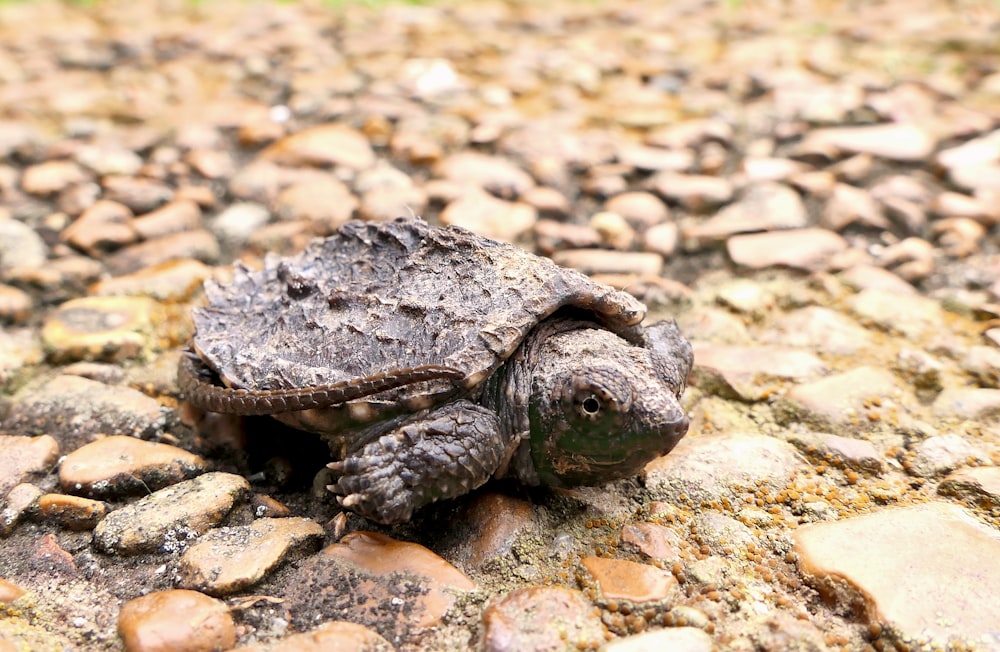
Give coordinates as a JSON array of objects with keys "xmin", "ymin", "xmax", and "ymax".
[{"xmin": 191, "ymin": 217, "xmax": 647, "ymax": 410}]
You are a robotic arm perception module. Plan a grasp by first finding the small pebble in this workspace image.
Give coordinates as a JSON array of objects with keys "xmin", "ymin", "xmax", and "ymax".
[{"xmin": 117, "ymin": 589, "xmax": 236, "ymax": 652}]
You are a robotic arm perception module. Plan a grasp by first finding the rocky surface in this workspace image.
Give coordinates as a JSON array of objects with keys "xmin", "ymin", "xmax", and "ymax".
[{"xmin": 1, "ymin": 0, "xmax": 1000, "ymax": 650}]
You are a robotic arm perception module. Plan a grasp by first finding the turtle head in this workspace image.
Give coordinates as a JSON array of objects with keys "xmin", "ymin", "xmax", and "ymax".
[{"xmin": 526, "ymin": 321, "xmax": 692, "ymax": 487}]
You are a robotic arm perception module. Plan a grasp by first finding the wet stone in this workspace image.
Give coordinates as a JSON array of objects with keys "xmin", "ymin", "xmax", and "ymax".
[
  {"xmin": 620, "ymin": 521, "xmax": 682, "ymax": 562},
  {"xmin": 646, "ymin": 433, "xmax": 801, "ymax": 505},
  {"xmin": 178, "ymin": 517, "xmax": 325, "ymax": 596},
  {"xmin": 41, "ymin": 295, "xmax": 157, "ymax": 363},
  {"xmin": 117, "ymin": 589, "xmax": 236, "ymax": 652},
  {"xmin": 481, "ymin": 586, "xmax": 605, "ymax": 652},
  {"xmin": 727, "ymin": 228, "xmax": 848, "ymax": 272},
  {"xmin": 691, "ymin": 343, "xmax": 827, "ymax": 401},
  {"xmin": 0, "ymin": 435, "xmax": 59, "ymax": 499},
  {"xmin": 0, "ymin": 284, "xmax": 31, "ymax": 323},
  {"xmin": 907, "ymin": 434, "xmax": 989, "ymax": 478},
  {"xmin": 933, "ymin": 388, "xmax": 1000, "ymax": 421},
  {"xmin": 581, "ymin": 556, "xmax": 679, "ymax": 604},
  {"xmin": 0, "ymin": 483, "xmax": 43, "ymax": 537},
  {"xmin": 37, "ymin": 493, "xmax": 107, "ymax": 531},
  {"xmin": 59, "ymin": 436, "xmax": 208, "ymax": 499},
  {"xmin": 229, "ymin": 621, "xmax": 394, "ymax": 652},
  {"xmin": 938, "ymin": 466, "xmax": 1000, "ymax": 508},
  {"xmin": 262, "ymin": 124, "xmax": 376, "ymax": 170},
  {"xmin": 91, "ymin": 259, "xmax": 214, "ymax": 302},
  {"xmin": 603, "ymin": 627, "xmax": 714, "ymax": 652},
  {"xmin": 552, "ymin": 249, "xmax": 663, "ymax": 277},
  {"xmin": 93, "ymin": 472, "xmax": 250, "ymax": 555},
  {"xmin": 779, "ymin": 366, "xmax": 902, "ymax": 433},
  {"xmin": 439, "ymin": 190, "xmax": 537, "ymax": 242},
  {"xmin": 794, "ymin": 502, "xmax": 1000, "ymax": 649}
]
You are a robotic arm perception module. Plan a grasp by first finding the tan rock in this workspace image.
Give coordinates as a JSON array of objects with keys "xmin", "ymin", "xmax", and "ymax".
[
  {"xmin": 0, "ymin": 435, "xmax": 59, "ymax": 499},
  {"xmin": 262, "ymin": 124, "xmax": 375, "ymax": 170},
  {"xmin": 799, "ymin": 123, "xmax": 936, "ymax": 162},
  {"xmin": 794, "ymin": 502, "xmax": 1000, "ymax": 648},
  {"xmin": 22, "ymin": 160, "xmax": 90, "ymax": 196},
  {"xmin": 691, "ymin": 343, "xmax": 827, "ymax": 401},
  {"xmin": 105, "ymin": 229, "xmax": 220, "ymax": 276},
  {"xmin": 61, "ymin": 200, "xmax": 137, "ymax": 255},
  {"xmin": 481, "ymin": 586, "xmax": 604, "ymax": 652},
  {"xmin": 42, "ymin": 295, "xmax": 157, "ymax": 363},
  {"xmin": 620, "ymin": 522, "xmax": 682, "ymax": 562},
  {"xmin": 439, "ymin": 190, "xmax": 536, "ymax": 242},
  {"xmin": 551, "ymin": 249, "xmax": 663, "ymax": 277},
  {"xmin": 117, "ymin": 589, "xmax": 235, "ymax": 652},
  {"xmin": 938, "ymin": 467, "xmax": 1000, "ymax": 508},
  {"xmin": 90, "ymin": 259, "xmax": 214, "ymax": 302},
  {"xmin": 178, "ymin": 517, "xmax": 325, "ymax": 595},
  {"xmin": 779, "ymin": 366, "xmax": 901, "ymax": 432},
  {"xmin": 0, "ymin": 483, "xmax": 43, "ymax": 537},
  {"xmin": 0, "ymin": 284, "xmax": 33, "ymax": 324},
  {"xmin": 603, "ymin": 626, "xmax": 714, "ymax": 652},
  {"xmin": 37, "ymin": 493, "xmax": 107, "ymax": 531},
  {"xmin": 60, "ymin": 436, "xmax": 208, "ymax": 498},
  {"xmin": 727, "ymin": 228, "xmax": 848, "ymax": 272},
  {"xmin": 0, "ymin": 577, "xmax": 26, "ymax": 605},
  {"xmin": 229, "ymin": 621, "xmax": 393, "ymax": 652},
  {"xmin": 131, "ymin": 200, "xmax": 202, "ymax": 240},
  {"xmin": 456, "ymin": 492, "xmax": 535, "ymax": 568}
]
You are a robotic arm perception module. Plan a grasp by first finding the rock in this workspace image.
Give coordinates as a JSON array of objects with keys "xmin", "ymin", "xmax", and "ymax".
[
  {"xmin": 907, "ymin": 434, "xmax": 989, "ymax": 478},
  {"xmin": 786, "ymin": 430, "xmax": 884, "ymax": 474},
  {"xmin": 439, "ymin": 190, "xmax": 537, "ymax": 242},
  {"xmin": 262, "ymin": 124, "xmax": 376, "ymax": 170},
  {"xmin": 645, "ymin": 433, "xmax": 802, "ymax": 505},
  {"xmin": 933, "ymin": 388, "xmax": 1000, "ymax": 421},
  {"xmin": 0, "ymin": 578, "xmax": 26, "ymax": 605},
  {"xmin": 185, "ymin": 149, "xmax": 235, "ymax": 180},
  {"xmin": 131, "ymin": 200, "xmax": 202, "ymax": 240},
  {"xmin": 275, "ymin": 177, "xmax": 358, "ymax": 230},
  {"xmin": 646, "ymin": 118, "xmax": 733, "ymax": 149},
  {"xmin": 208, "ymin": 202, "xmax": 272, "ymax": 247},
  {"xmin": 551, "ymin": 249, "xmax": 663, "ymax": 276},
  {"xmin": 0, "ymin": 219, "xmax": 48, "ymax": 269},
  {"xmin": 37, "ymin": 493, "xmax": 107, "ymax": 531},
  {"xmin": 0, "ymin": 284, "xmax": 31, "ymax": 324},
  {"xmin": 794, "ymin": 502, "xmax": 1000, "ymax": 649},
  {"xmin": 683, "ymin": 182, "xmax": 808, "ymax": 246},
  {"xmin": 604, "ymin": 192, "xmax": 671, "ymax": 229},
  {"xmin": 178, "ymin": 517, "xmax": 325, "ymax": 595},
  {"xmin": 104, "ymin": 229, "xmax": 220, "ymax": 276},
  {"xmin": 21, "ymin": 160, "xmax": 90, "ymax": 196},
  {"xmin": 454, "ymin": 492, "xmax": 535, "ymax": 569},
  {"xmin": 619, "ymin": 522, "xmax": 682, "ymax": 562},
  {"xmin": 93, "ymin": 472, "xmax": 250, "ymax": 554},
  {"xmin": 837, "ymin": 265, "xmax": 917, "ymax": 295},
  {"xmin": 61, "ymin": 200, "xmax": 138, "ymax": 255},
  {"xmin": 778, "ymin": 366, "xmax": 902, "ymax": 433},
  {"xmin": 646, "ymin": 172, "xmax": 734, "ymax": 213},
  {"xmin": 960, "ymin": 345, "xmax": 1000, "ymax": 388},
  {"xmin": 229, "ymin": 621, "xmax": 393, "ymax": 652},
  {"xmin": 603, "ymin": 627, "xmax": 714, "ymax": 652},
  {"xmin": 101, "ymin": 176, "xmax": 174, "ymax": 213},
  {"xmin": 520, "ymin": 186, "xmax": 571, "ymax": 216},
  {"xmin": 938, "ymin": 467, "xmax": 1000, "ymax": 509},
  {"xmin": 798, "ymin": 123, "xmax": 936, "ymax": 162},
  {"xmin": 727, "ymin": 228, "xmax": 848, "ymax": 272},
  {"xmin": 758, "ymin": 306, "xmax": 873, "ymax": 356},
  {"xmin": 75, "ymin": 144, "xmax": 144, "ymax": 177},
  {"xmin": 617, "ymin": 144, "xmax": 694, "ymax": 173},
  {"xmin": 874, "ymin": 237, "xmax": 935, "ymax": 282},
  {"xmin": 0, "ymin": 483, "xmax": 43, "ymax": 537},
  {"xmin": 41, "ymin": 295, "xmax": 157, "ymax": 363},
  {"xmin": 117, "ymin": 589, "xmax": 236, "ymax": 652},
  {"xmin": 481, "ymin": 586, "xmax": 605, "ymax": 652},
  {"xmin": 847, "ymin": 289, "xmax": 944, "ymax": 339},
  {"xmin": 59, "ymin": 436, "xmax": 209, "ymax": 498},
  {"xmin": 590, "ymin": 211, "xmax": 637, "ymax": 250},
  {"xmin": 0, "ymin": 435, "xmax": 59, "ymax": 499},
  {"xmin": 533, "ymin": 219, "xmax": 602, "ymax": 255},
  {"xmin": 90, "ymin": 259, "xmax": 214, "ymax": 302},
  {"xmin": 821, "ymin": 183, "xmax": 889, "ymax": 231},
  {"xmin": 581, "ymin": 557, "xmax": 679, "ymax": 604},
  {"xmin": 691, "ymin": 343, "xmax": 827, "ymax": 401},
  {"xmin": 435, "ymin": 151, "xmax": 535, "ymax": 199}
]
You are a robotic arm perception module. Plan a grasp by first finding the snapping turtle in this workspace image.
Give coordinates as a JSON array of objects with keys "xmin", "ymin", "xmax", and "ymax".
[{"xmin": 179, "ymin": 217, "xmax": 693, "ymax": 523}]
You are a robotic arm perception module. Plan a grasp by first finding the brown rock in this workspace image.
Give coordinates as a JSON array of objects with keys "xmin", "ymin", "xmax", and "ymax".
[
  {"xmin": 21, "ymin": 160, "xmax": 90, "ymax": 196},
  {"xmin": 41, "ymin": 295, "xmax": 157, "ymax": 363},
  {"xmin": 59, "ymin": 436, "xmax": 208, "ymax": 498},
  {"xmin": 457, "ymin": 492, "xmax": 535, "ymax": 568},
  {"xmin": 727, "ymin": 228, "xmax": 848, "ymax": 272},
  {"xmin": 229, "ymin": 621, "xmax": 393, "ymax": 652},
  {"xmin": 520, "ymin": 186, "xmax": 571, "ymax": 216},
  {"xmin": 604, "ymin": 191, "xmax": 671, "ymax": 228},
  {"xmin": 647, "ymin": 172, "xmax": 734, "ymax": 212},
  {"xmin": 533, "ymin": 219, "xmax": 602, "ymax": 255},
  {"xmin": 0, "ymin": 483, "xmax": 43, "ymax": 537},
  {"xmin": 131, "ymin": 200, "xmax": 202, "ymax": 240},
  {"xmin": 435, "ymin": 151, "xmax": 535, "ymax": 199},
  {"xmin": 61, "ymin": 200, "xmax": 138, "ymax": 255},
  {"xmin": 185, "ymin": 149, "xmax": 235, "ymax": 180},
  {"xmin": 37, "ymin": 493, "xmax": 107, "ymax": 531},
  {"xmin": 683, "ymin": 182, "xmax": 807, "ymax": 246},
  {"xmin": 794, "ymin": 503, "xmax": 1000, "ymax": 648},
  {"xmin": 439, "ymin": 190, "xmax": 536, "ymax": 242},
  {"xmin": 178, "ymin": 517, "xmax": 325, "ymax": 595},
  {"xmin": 90, "ymin": 259, "xmax": 214, "ymax": 302},
  {"xmin": 481, "ymin": 586, "xmax": 605, "ymax": 652},
  {"xmin": 617, "ymin": 144, "xmax": 695, "ymax": 173},
  {"xmin": 760, "ymin": 307, "xmax": 873, "ymax": 356},
  {"xmin": 105, "ymin": 229, "xmax": 220, "ymax": 276},
  {"xmin": 787, "ymin": 430, "xmax": 884, "ymax": 474},
  {"xmin": 620, "ymin": 522, "xmax": 682, "ymax": 562},
  {"xmin": 838, "ymin": 265, "xmax": 917, "ymax": 295},
  {"xmin": 102, "ymin": 176, "xmax": 174, "ymax": 213},
  {"xmin": 0, "ymin": 284, "xmax": 31, "ymax": 323},
  {"xmin": 93, "ymin": 472, "xmax": 250, "ymax": 554},
  {"xmin": 821, "ymin": 183, "xmax": 889, "ymax": 231},
  {"xmin": 117, "ymin": 589, "xmax": 236, "ymax": 652},
  {"xmin": 551, "ymin": 249, "xmax": 663, "ymax": 277},
  {"xmin": 0, "ymin": 577, "xmax": 26, "ymax": 605},
  {"xmin": 847, "ymin": 289, "xmax": 943, "ymax": 339},
  {"xmin": 0, "ymin": 435, "xmax": 59, "ymax": 499},
  {"xmin": 604, "ymin": 627, "xmax": 714, "ymax": 652},
  {"xmin": 275, "ymin": 177, "xmax": 358, "ymax": 230},
  {"xmin": 646, "ymin": 118, "xmax": 733, "ymax": 149},
  {"xmin": 262, "ymin": 124, "xmax": 375, "ymax": 170}
]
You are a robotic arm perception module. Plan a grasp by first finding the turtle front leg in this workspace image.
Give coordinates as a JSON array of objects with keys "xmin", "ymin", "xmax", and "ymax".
[{"xmin": 328, "ymin": 400, "xmax": 507, "ymax": 524}]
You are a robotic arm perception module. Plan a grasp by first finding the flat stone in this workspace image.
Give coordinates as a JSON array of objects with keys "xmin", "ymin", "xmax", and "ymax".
[
  {"xmin": 229, "ymin": 621, "xmax": 393, "ymax": 652},
  {"xmin": 59, "ymin": 436, "xmax": 208, "ymax": 498},
  {"xmin": 727, "ymin": 228, "xmax": 848, "ymax": 272},
  {"xmin": 822, "ymin": 183, "xmax": 889, "ymax": 231},
  {"xmin": 93, "ymin": 472, "xmax": 250, "ymax": 554},
  {"xmin": 439, "ymin": 190, "xmax": 537, "ymax": 242},
  {"xmin": 185, "ymin": 148, "xmax": 235, "ymax": 180},
  {"xmin": 75, "ymin": 144, "xmax": 144, "ymax": 177},
  {"xmin": 262, "ymin": 124, "xmax": 375, "ymax": 170},
  {"xmin": 933, "ymin": 388, "xmax": 1000, "ymax": 421},
  {"xmin": 847, "ymin": 289, "xmax": 944, "ymax": 339},
  {"xmin": 436, "ymin": 151, "xmax": 535, "ymax": 199},
  {"xmin": 759, "ymin": 306, "xmax": 873, "ymax": 356},
  {"xmin": 646, "ymin": 118, "xmax": 733, "ymax": 149},
  {"xmin": 456, "ymin": 492, "xmax": 535, "ymax": 569},
  {"xmin": 683, "ymin": 182, "xmax": 807, "ymax": 246},
  {"xmin": 91, "ymin": 259, "xmax": 213, "ymax": 302},
  {"xmin": 908, "ymin": 434, "xmax": 990, "ymax": 478},
  {"xmin": 787, "ymin": 430, "xmax": 884, "ymax": 474},
  {"xmin": 481, "ymin": 586, "xmax": 605, "ymax": 652},
  {"xmin": 178, "ymin": 517, "xmax": 325, "ymax": 595},
  {"xmin": 104, "ymin": 229, "xmax": 220, "ymax": 276},
  {"xmin": 41, "ymin": 295, "xmax": 157, "ymax": 363},
  {"xmin": 794, "ymin": 502, "xmax": 1000, "ymax": 649},
  {"xmin": 61, "ymin": 200, "xmax": 137, "ymax": 256},
  {"xmin": 798, "ymin": 123, "xmax": 936, "ymax": 161},
  {"xmin": 647, "ymin": 172, "xmax": 734, "ymax": 213},
  {"xmin": 101, "ymin": 175, "xmax": 174, "ymax": 213},
  {"xmin": 741, "ymin": 157, "xmax": 811, "ymax": 183},
  {"xmin": 779, "ymin": 366, "xmax": 902, "ymax": 432},
  {"xmin": 646, "ymin": 433, "xmax": 802, "ymax": 504},
  {"xmin": 4, "ymin": 374, "xmax": 164, "ymax": 447},
  {"xmin": 131, "ymin": 200, "xmax": 202, "ymax": 240},
  {"xmin": 938, "ymin": 467, "xmax": 1000, "ymax": 508},
  {"xmin": 603, "ymin": 627, "xmax": 714, "ymax": 652},
  {"xmin": 949, "ymin": 163, "xmax": 1000, "ymax": 193},
  {"xmin": 520, "ymin": 186, "xmax": 571, "ymax": 216},
  {"xmin": 0, "ymin": 483, "xmax": 43, "ymax": 537},
  {"xmin": 208, "ymin": 202, "xmax": 272, "ymax": 247},
  {"xmin": 617, "ymin": 144, "xmax": 695, "ymax": 173},
  {"xmin": 117, "ymin": 589, "xmax": 236, "ymax": 652},
  {"xmin": 0, "ymin": 435, "xmax": 59, "ymax": 499},
  {"xmin": 838, "ymin": 264, "xmax": 917, "ymax": 295},
  {"xmin": 691, "ymin": 343, "xmax": 827, "ymax": 401},
  {"xmin": 620, "ymin": 522, "xmax": 682, "ymax": 562},
  {"xmin": 581, "ymin": 556, "xmax": 679, "ymax": 604},
  {"xmin": 21, "ymin": 160, "xmax": 90, "ymax": 196},
  {"xmin": 274, "ymin": 177, "xmax": 358, "ymax": 230},
  {"xmin": 37, "ymin": 493, "xmax": 107, "ymax": 531},
  {"xmin": 552, "ymin": 249, "xmax": 663, "ymax": 277}
]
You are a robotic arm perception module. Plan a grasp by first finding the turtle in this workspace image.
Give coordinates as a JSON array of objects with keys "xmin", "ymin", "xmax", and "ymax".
[{"xmin": 179, "ymin": 216, "xmax": 693, "ymax": 524}]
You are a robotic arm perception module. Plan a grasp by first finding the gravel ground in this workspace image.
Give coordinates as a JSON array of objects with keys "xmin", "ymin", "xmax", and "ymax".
[{"xmin": 2, "ymin": 0, "xmax": 1000, "ymax": 650}]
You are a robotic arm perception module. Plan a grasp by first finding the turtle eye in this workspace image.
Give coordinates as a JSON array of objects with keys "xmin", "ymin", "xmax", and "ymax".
[{"xmin": 581, "ymin": 395, "xmax": 602, "ymax": 417}]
